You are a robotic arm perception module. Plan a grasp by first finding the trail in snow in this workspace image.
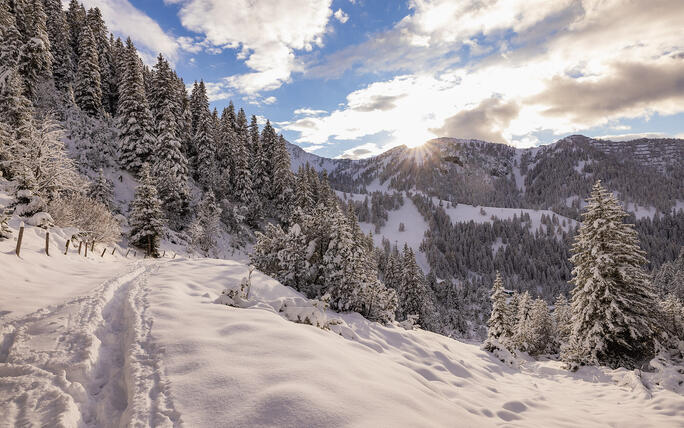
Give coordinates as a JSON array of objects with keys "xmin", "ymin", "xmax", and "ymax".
[{"xmin": 0, "ymin": 261, "xmax": 179, "ymax": 427}]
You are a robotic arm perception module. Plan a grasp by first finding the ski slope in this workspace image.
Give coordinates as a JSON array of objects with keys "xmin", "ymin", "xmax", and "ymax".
[{"xmin": 1, "ymin": 222, "xmax": 684, "ymax": 427}]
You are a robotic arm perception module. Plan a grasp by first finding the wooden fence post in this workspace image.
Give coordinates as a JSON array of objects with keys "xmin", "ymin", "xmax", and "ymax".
[
  {"xmin": 78, "ymin": 241, "xmax": 82, "ymax": 255},
  {"xmin": 64, "ymin": 239, "xmax": 70, "ymax": 255},
  {"xmin": 133, "ymin": 250, "xmax": 136, "ymax": 257},
  {"xmin": 45, "ymin": 229, "xmax": 50, "ymax": 256},
  {"xmin": 111, "ymin": 248, "xmax": 115, "ymax": 255},
  {"xmin": 147, "ymin": 235, "xmax": 151, "ymax": 258},
  {"xmin": 15, "ymin": 222, "xmax": 24, "ymax": 257},
  {"xmin": 84, "ymin": 242, "xmax": 88, "ymax": 257},
  {"xmin": 125, "ymin": 249, "xmax": 130, "ymax": 258},
  {"xmin": 173, "ymin": 252, "xmax": 176, "ymax": 259},
  {"xmin": 101, "ymin": 247, "xmax": 106, "ymax": 257},
  {"xmin": 162, "ymin": 250, "xmax": 166, "ymax": 258},
  {"xmin": 91, "ymin": 241, "xmax": 95, "ymax": 252}
]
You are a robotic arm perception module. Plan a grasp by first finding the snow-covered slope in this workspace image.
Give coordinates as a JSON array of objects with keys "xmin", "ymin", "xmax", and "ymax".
[{"xmin": 2, "ymin": 220, "xmax": 683, "ymax": 427}]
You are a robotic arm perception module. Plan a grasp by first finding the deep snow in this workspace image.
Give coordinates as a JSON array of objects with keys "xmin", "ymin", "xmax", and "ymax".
[{"xmin": 2, "ymin": 220, "xmax": 684, "ymax": 427}]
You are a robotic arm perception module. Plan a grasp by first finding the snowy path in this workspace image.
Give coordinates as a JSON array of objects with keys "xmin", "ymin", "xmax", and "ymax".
[{"xmin": 0, "ymin": 261, "xmax": 179, "ymax": 427}]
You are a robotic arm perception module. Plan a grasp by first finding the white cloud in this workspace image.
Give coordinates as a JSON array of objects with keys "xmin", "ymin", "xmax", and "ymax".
[
  {"xmin": 595, "ymin": 132, "xmax": 673, "ymax": 141},
  {"xmin": 294, "ymin": 108, "xmax": 328, "ymax": 116},
  {"xmin": 288, "ymin": 0, "xmax": 684, "ymax": 157},
  {"xmin": 170, "ymin": 0, "xmax": 334, "ymax": 94},
  {"xmin": 263, "ymin": 96, "xmax": 277, "ymax": 105},
  {"xmin": 334, "ymin": 9, "xmax": 349, "ymax": 23},
  {"xmin": 78, "ymin": 0, "xmax": 179, "ymax": 62}
]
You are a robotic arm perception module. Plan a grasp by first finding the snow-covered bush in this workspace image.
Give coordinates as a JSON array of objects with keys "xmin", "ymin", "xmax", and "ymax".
[
  {"xmin": 27, "ymin": 212, "xmax": 54, "ymax": 228},
  {"xmin": 399, "ymin": 314, "xmax": 420, "ymax": 330},
  {"xmin": 216, "ymin": 268, "xmax": 253, "ymax": 306},
  {"xmin": 48, "ymin": 192, "xmax": 121, "ymax": 243},
  {"xmin": 14, "ymin": 189, "xmax": 46, "ymax": 216}
]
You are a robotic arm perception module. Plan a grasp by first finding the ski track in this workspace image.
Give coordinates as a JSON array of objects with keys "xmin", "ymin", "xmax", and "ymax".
[{"xmin": 0, "ymin": 261, "xmax": 181, "ymax": 427}]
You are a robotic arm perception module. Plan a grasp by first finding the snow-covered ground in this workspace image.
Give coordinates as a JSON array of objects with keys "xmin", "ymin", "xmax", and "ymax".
[{"xmin": 2, "ymin": 219, "xmax": 683, "ymax": 427}]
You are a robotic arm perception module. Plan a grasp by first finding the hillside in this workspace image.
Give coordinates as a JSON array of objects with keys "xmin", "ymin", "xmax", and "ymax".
[{"xmin": 1, "ymin": 219, "xmax": 683, "ymax": 427}]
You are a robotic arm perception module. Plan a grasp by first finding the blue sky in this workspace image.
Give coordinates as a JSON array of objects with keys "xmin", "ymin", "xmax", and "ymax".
[{"xmin": 78, "ymin": 0, "xmax": 684, "ymax": 158}]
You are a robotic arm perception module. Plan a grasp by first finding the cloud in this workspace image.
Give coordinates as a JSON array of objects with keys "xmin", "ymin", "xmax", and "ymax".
[
  {"xmin": 430, "ymin": 98, "xmax": 519, "ymax": 143},
  {"xmin": 80, "ymin": 0, "xmax": 179, "ymax": 62},
  {"xmin": 289, "ymin": 0, "xmax": 684, "ymax": 156},
  {"xmin": 338, "ymin": 143, "xmax": 386, "ymax": 159},
  {"xmin": 334, "ymin": 9, "xmax": 349, "ymax": 23},
  {"xmin": 294, "ymin": 108, "xmax": 328, "ymax": 116},
  {"xmin": 595, "ymin": 132, "xmax": 673, "ymax": 141},
  {"xmin": 170, "ymin": 0, "xmax": 334, "ymax": 94},
  {"xmin": 531, "ymin": 60, "xmax": 684, "ymax": 125},
  {"xmin": 263, "ymin": 96, "xmax": 277, "ymax": 105}
]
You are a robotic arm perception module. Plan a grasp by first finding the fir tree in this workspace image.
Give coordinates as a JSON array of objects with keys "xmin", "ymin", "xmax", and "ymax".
[
  {"xmin": 74, "ymin": 24, "xmax": 102, "ymax": 116},
  {"xmin": 526, "ymin": 298, "xmax": 553, "ymax": 355},
  {"xmin": 271, "ymin": 134, "xmax": 294, "ymax": 222},
  {"xmin": 233, "ymin": 108, "xmax": 254, "ymax": 214},
  {"xmin": 192, "ymin": 82, "xmax": 217, "ymax": 190},
  {"xmin": 0, "ymin": 1, "xmax": 21, "ymax": 72},
  {"xmin": 42, "ymin": 0, "xmax": 73, "ymax": 93},
  {"xmin": 486, "ymin": 272, "xmax": 508, "ymax": 341},
  {"xmin": 0, "ymin": 207, "xmax": 12, "ymax": 240},
  {"xmin": 190, "ymin": 190, "xmax": 222, "ymax": 256},
  {"xmin": 117, "ymin": 38, "xmax": 156, "ymax": 172},
  {"xmin": 66, "ymin": 0, "xmax": 86, "ymax": 68},
  {"xmin": 15, "ymin": 0, "xmax": 53, "ymax": 98},
  {"xmin": 398, "ymin": 244, "xmax": 434, "ymax": 326},
  {"xmin": 553, "ymin": 294, "xmax": 572, "ymax": 346},
  {"xmin": 563, "ymin": 181, "xmax": 656, "ymax": 369},
  {"xmin": 89, "ymin": 168, "xmax": 113, "ymax": 209},
  {"xmin": 129, "ymin": 163, "xmax": 165, "ymax": 256},
  {"xmin": 86, "ymin": 7, "xmax": 114, "ymax": 115}
]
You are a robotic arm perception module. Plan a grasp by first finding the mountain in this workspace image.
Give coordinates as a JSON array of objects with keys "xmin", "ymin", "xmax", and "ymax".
[{"xmin": 287, "ymin": 135, "xmax": 684, "ymax": 330}]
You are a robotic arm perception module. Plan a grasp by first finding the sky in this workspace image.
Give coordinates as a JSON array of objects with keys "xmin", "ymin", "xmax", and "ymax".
[{"xmin": 75, "ymin": 0, "xmax": 684, "ymax": 159}]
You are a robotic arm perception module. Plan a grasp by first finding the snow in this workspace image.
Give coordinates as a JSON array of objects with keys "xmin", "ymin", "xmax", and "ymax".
[
  {"xmin": 512, "ymin": 150, "xmax": 526, "ymax": 192},
  {"xmin": 358, "ymin": 195, "xmax": 431, "ymax": 271},
  {"xmin": 437, "ymin": 199, "xmax": 578, "ymax": 233},
  {"xmin": 2, "ymin": 243, "xmax": 684, "ymax": 427}
]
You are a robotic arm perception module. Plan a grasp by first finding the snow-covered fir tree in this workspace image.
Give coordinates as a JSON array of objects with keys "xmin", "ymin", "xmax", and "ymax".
[
  {"xmin": 397, "ymin": 244, "xmax": 435, "ymax": 327},
  {"xmin": 485, "ymin": 272, "xmax": 508, "ymax": 343},
  {"xmin": 190, "ymin": 190, "xmax": 222, "ymax": 256},
  {"xmin": 191, "ymin": 81, "xmax": 217, "ymax": 190},
  {"xmin": 512, "ymin": 291, "xmax": 532, "ymax": 350},
  {"xmin": 658, "ymin": 294, "xmax": 684, "ymax": 342},
  {"xmin": 66, "ymin": 0, "xmax": 86, "ymax": 69},
  {"xmin": 271, "ymin": 134, "xmax": 294, "ymax": 222},
  {"xmin": 563, "ymin": 181, "xmax": 657, "ymax": 369},
  {"xmin": 232, "ymin": 108, "xmax": 254, "ymax": 217},
  {"xmin": 128, "ymin": 163, "xmax": 166, "ymax": 256},
  {"xmin": 89, "ymin": 168, "xmax": 114, "ymax": 209},
  {"xmin": 526, "ymin": 298, "xmax": 553, "ymax": 355},
  {"xmin": 74, "ymin": 23, "xmax": 102, "ymax": 116},
  {"xmin": 0, "ymin": 207, "xmax": 12, "ymax": 240},
  {"xmin": 42, "ymin": 0, "xmax": 73, "ymax": 94},
  {"xmin": 553, "ymin": 294, "xmax": 572, "ymax": 347},
  {"xmin": 14, "ymin": 0, "xmax": 52, "ymax": 99},
  {"xmin": 86, "ymin": 7, "xmax": 115, "ymax": 115},
  {"xmin": 117, "ymin": 38, "xmax": 156, "ymax": 172}
]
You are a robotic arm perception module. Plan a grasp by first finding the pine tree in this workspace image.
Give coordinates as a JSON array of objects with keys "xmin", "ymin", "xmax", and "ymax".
[
  {"xmin": 86, "ymin": 7, "xmax": 114, "ymax": 115},
  {"xmin": 505, "ymin": 292, "xmax": 520, "ymax": 338},
  {"xmin": 129, "ymin": 163, "xmax": 165, "ymax": 256},
  {"xmin": 150, "ymin": 54, "xmax": 189, "ymax": 220},
  {"xmin": 193, "ymin": 82, "xmax": 217, "ymax": 190},
  {"xmin": 553, "ymin": 294, "xmax": 572, "ymax": 346},
  {"xmin": 486, "ymin": 271, "xmax": 508, "ymax": 340},
  {"xmin": 0, "ymin": 207, "xmax": 12, "ymax": 240},
  {"xmin": 66, "ymin": 0, "xmax": 86, "ymax": 69},
  {"xmin": 233, "ymin": 108, "xmax": 253, "ymax": 214},
  {"xmin": 0, "ymin": 2, "xmax": 21, "ymax": 72},
  {"xmin": 117, "ymin": 38, "xmax": 156, "ymax": 172},
  {"xmin": 658, "ymin": 294, "xmax": 683, "ymax": 342},
  {"xmin": 527, "ymin": 298, "xmax": 553, "ymax": 355},
  {"xmin": 42, "ymin": 0, "xmax": 73, "ymax": 93},
  {"xmin": 398, "ymin": 244, "xmax": 434, "ymax": 326},
  {"xmin": 512, "ymin": 291, "xmax": 532, "ymax": 350},
  {"xmin": 190, "ymin": 190, "xmax": 222, "ymax": 256},
  {"xmin": 89, "ymin": 168, "xmax": 113, "ymax": 209},
  {"xmin": 271, "ymin": 134, "xmax": 294, "ymax": 222},
  {"xmin": 74, "ymin": 24, "xmax": 102, "ymax": 116},
  {"xmin": 15, "ymin": 0, "xmax": 53, "ymax": 98},
  {"xmin": 563, "ymin": 181, "xmax": 657, "ymax": 369}
]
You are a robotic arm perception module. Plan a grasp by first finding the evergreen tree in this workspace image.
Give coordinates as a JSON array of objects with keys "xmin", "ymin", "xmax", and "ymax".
[
  {"xmin": 233, "ymin": 108, "xmax": 254, "ymax": 215},
  {"xmin": 190, "ymin": 190, "xmax": 222, "ymax": 256},
  {"xmin": 129, "ymin": 163, "xmax": 165, "ymax": 256},
  {"xmin": 512, "ymin": 291, "xmax": 532, "ymax": 350},
  {"xmin": 74, "ymin": 24, "xmax": 102, "ymax": 116},
  {"xmin": 0, "ymin": 207, "xmax": 12, "ymax": 240},
  {"xmin": 658, "ymin": 294, "xmax": 684, "ymax": 342},
  {"xmin": 526, "ymin": 298, "xmax": 553, "ymax": 355},
  {"xmin": 15, "ymin": 0, "xmax": 53, "ymax": 98},
  {"xmin": 398, "ymin": 244, "xmax": 434, "ymax": 327},
  {"xmin": 271, "ymin": 134, "xmax": 294, "ymax": 222},
  {"xmin": 505, "ymin": 292, "xmax": 520, "ymax": 338},
  {"xmin": 192, "ymin": 82, "xmax": 217, "ymax": 190},
  {"xmin": 42, "ymin": 0, "xmax": 73, "ymax": 93},
  {"xmin": 66, "ymin": 0, "xmax": 86, "ymax": 68},
  {"xmin": 150, "ymin": 54, "xmax": 189, "ymax": 220},
  {"xmin": 486, "ymin": 272, "xmax": 508, "ymax": 341},
  {"xmin": 89, "ymin": 168, "xmax": 113, "ymax": 209},
  {"xmin": 86, "ymin": 7, "xmax": 114, "ymax": 115},
  {"xmin": 0, "ymin": 2, "xmax": 21, "ymax": 72},
  {"xmin": 553, "ymin": 294, "xmax": 572, "ymax": 346},
  {"xmin": 563, "ymin": 181, "xmax": 656, "ymax": 369},
  {"xmin": 117, "ymin": 38, "xmax": 156, "ymax": 172}
]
